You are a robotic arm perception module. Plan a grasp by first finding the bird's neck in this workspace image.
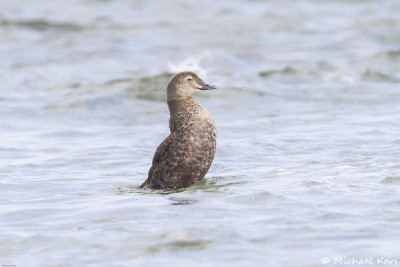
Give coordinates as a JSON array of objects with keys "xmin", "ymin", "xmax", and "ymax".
[
  {"xmin": 167, "ymin": 97, "xmax": 200, "ymax": 132},
  {"xmin": 168, "ymin": 96, "xmax": 195, "ymax": 113}
]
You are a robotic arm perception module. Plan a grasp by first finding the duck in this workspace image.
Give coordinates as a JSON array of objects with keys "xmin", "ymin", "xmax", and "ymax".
[{"xmin": 140, "ymin": 71, "xmax": 217, "ymax": 189}]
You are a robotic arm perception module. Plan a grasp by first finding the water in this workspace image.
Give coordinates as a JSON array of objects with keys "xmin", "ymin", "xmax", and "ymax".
[{"xmin": 1, "ymin": 0, "xmax": 400, "ymax": 266}]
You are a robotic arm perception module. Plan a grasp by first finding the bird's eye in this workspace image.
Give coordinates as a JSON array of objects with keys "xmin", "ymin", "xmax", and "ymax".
[{"xmin": 187, "ymin": 78, "xmax": 192, "ymax": 81}]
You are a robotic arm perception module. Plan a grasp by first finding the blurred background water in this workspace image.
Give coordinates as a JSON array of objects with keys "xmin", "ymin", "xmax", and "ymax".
[{"xmin": 1, "ymin": 0, "xmax": 400, "ymax": 266}]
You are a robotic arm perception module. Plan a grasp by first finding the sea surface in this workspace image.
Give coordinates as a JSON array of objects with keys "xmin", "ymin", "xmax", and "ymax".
[{"xmin": 1, "ymin": 0, "xmax": 400, "ymax": 266}]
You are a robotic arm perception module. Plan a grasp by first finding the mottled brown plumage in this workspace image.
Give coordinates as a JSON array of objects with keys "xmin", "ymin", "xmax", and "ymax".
[{"xmin": 140, "ymin": 72, "xmax": 217, "ymax": 189}]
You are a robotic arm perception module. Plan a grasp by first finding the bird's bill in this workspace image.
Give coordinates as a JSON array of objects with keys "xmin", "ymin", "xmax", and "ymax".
[{"xmin": 196, "ymin": 79, "xmax": 217, "ymax": 90}]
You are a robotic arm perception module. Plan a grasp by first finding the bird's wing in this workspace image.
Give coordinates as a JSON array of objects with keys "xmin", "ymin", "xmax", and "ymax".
[
  {"xmin": 141, "ymin": 132, "xmax": 187, "ymax": 189},
  {"xmin": 152, "ymin": 132, "xmax": 182, "ymax": 165}
]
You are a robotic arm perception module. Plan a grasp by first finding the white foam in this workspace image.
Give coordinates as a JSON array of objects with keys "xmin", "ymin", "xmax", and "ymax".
[{"xmin": 168, "ymin": 56, "xmax": 208, "ymax": 78}]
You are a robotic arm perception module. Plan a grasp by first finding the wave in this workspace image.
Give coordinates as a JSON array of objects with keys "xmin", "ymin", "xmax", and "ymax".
[{"xmin": 0, "ymin": 17, "xmax": 83, "ymax": 31}]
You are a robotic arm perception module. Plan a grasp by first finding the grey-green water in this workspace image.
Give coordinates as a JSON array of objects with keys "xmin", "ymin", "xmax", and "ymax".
[{"xmin": 1, "ymin": 0, "xmax": 400, "ymax": 266}]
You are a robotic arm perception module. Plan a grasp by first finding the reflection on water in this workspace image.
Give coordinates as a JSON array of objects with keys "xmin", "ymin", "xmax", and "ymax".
[
  {"xmin": 1, "ymin": 0, "xmax": 400, "ymax": 266},
  {"xmin": 169, "ymin": 198, "xmax": 198, "ymax": 206}
]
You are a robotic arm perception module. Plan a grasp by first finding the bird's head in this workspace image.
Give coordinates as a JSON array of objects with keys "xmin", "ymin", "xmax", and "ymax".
[{"xmin": 167, "ymin": 71, "xmax": 217, "ymax": 101}]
